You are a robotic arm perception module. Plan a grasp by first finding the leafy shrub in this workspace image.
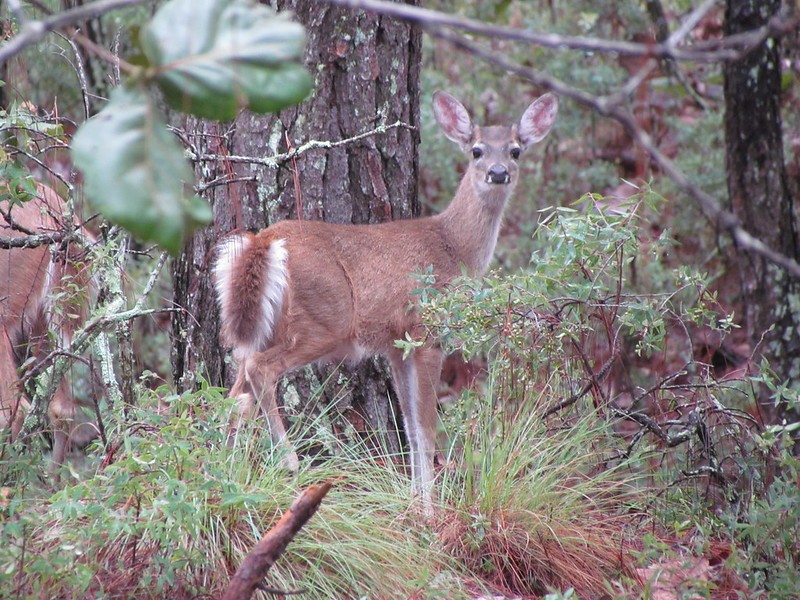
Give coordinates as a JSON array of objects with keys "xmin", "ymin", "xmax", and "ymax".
[{"xmin": 413, "ymin": 194, "xmax": 796, "ymax": 596}]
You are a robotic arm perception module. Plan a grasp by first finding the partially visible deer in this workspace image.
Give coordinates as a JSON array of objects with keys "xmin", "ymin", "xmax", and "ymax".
[
  {"xmin": 0, "ymin": 181, "xmax": 97, "ymax": 467},
  {"xmin": 213, "ymin": 91, "xmax": 558, "ymax": 510}
]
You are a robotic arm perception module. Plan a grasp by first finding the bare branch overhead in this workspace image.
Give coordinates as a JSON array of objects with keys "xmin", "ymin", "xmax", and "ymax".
[
  {"xmin": 0, "ymin": 0, "xmax": 146, "ymax": 65},
  {"xmin": 325, "ymin": 0, "xmax": 800, "ymax": 279},
  {"xmin": 325, "ymin": 0, "xmax": 799, "ymax": 63}
]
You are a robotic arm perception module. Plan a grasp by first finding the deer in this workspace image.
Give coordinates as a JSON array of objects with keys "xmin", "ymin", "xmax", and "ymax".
[
  {"xmin": 213, "ymin": 90, "xmax": 558, "ymax": 510},
  {"xmin": 0, "ymin": 180, "xmax": 98, "ymax": 469}
]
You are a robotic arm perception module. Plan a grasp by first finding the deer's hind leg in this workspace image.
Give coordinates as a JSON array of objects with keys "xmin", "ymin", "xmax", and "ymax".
[{"xmin": 227, "ymin": 352, "xmax": 299, "ymax": 471}]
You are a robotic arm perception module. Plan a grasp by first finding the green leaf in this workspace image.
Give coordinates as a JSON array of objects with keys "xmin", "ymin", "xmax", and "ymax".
[
  {"xmin": 71, "ymin": 86, "xmax": 210, "ymax": 255},
  {"xmin": 141, "ymin": 0, "xmax": 312, "ymax": 120}
]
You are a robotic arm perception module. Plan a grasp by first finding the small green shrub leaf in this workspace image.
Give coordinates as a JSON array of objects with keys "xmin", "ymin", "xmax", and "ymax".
[
  {"xmin": 71, "ymin": 86, "xmax": 211, "ymax": 255},
  {"xmin": 141, "ymin": 0, "xmax": 312, "ymax": 120}
]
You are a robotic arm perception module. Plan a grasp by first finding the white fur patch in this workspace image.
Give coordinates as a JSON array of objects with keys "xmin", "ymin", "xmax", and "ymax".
[
  {"xmin": 213, "ymin": 233, "xmax": 251, "ymax": 338},
  {"xmin": 402, "ymin": 359, "xmax": 423, "ymax": 485},
  {"xmin": 256, "ymin": 238, "xmax": 288, "ymax": 353},
  {"xmin": 213, "ymin": 234, "xmax": 289, "ymax": 356}
]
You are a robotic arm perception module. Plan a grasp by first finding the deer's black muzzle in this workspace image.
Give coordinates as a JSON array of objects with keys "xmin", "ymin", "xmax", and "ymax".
[{"xmin": 486, "ymin": 165, "xmax": 510, "ymax": 184}]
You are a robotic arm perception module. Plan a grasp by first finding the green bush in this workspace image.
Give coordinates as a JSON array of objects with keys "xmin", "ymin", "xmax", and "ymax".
[
  {"xmin": 0, "ymin": 384, "xmax": 469, "ymax": 598},
  {"xmin": 414, "ymin": 195, "xmax": 797, "ymax": 596}
]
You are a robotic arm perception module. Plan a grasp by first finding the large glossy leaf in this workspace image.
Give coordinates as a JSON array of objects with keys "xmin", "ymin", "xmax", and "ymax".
[
  {"xmin": 71, "ymin": 87, "xmax": 211, "ymax": 255},
  {"xmin": 141, "ymin": 0, "xmax": 312, "ymax": 120}
]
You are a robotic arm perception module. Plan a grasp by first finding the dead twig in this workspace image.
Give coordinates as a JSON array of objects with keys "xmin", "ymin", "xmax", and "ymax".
[
  {"xmin": 222, "ymin": 482, "xmax": 334, "ymax": 600},
  {"xmin": 186, "ymin": 120, "xmax": 415, "ymax": 168},
  {"xmin": 0, "ymin": 0, "xmax": 145, "ymax": 66}
]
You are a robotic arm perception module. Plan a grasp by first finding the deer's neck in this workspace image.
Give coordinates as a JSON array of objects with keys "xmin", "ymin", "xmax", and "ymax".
[{"xmin": 437, "ymin": 176, "xmax": 513, "ymax": 276}]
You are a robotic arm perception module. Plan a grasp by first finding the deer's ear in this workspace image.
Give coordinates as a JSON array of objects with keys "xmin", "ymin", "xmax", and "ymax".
[
  {"xmin": 433, "ymin": 91, "xmax": 473, "ymax": 149},
  {"xmin": 519, "ymin": 93, "xmax": 558, "ymax": 148}
]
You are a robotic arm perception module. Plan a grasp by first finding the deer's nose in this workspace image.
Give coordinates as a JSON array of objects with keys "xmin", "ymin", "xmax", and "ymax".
[{"xmin": 486, "ymin": 164, "xmax": 510, "ymax": 184}]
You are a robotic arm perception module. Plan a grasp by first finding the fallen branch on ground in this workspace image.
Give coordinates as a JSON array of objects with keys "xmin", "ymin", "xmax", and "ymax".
[{"xmin": 222, "ymin": 481, "xmax": 334, "ymax": 600}]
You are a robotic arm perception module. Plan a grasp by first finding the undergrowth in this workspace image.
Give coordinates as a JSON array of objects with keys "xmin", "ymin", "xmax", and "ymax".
[
  {"xmin": 0, "ymin": 376, "xmax": 643, "ymax": 599},
  {"xmin": 1, "ymin": 198, "xmax": 798, "ymax": 598},
  {"xmin": 438, "ymin": 383, "xmax": 644, "ymax": 597}
]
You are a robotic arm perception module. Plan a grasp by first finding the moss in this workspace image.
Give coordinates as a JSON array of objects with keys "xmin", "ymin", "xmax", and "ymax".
[
  {"xmin": 257, "ymin": 182, "xmax": 280, "ymax": 218},
  {"xmin": 282, "ymin": 382, "xmax": 301, "ymax": 413},
  {"xmin": 353, "ymin": 28, "xmax": 370, "ymax": 47},
  {"xmin": 266, "ymin": 120, "xmax": 284, "ymax": 156},
  {"xmin": 303, "ymin": 364, "xmax": 321, "ymax": 389}
]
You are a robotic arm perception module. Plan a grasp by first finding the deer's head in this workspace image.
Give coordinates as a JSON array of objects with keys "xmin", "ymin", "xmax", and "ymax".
[{"xmin": 432, "ymin": 91, "xmax": 559, "ymax": 202}]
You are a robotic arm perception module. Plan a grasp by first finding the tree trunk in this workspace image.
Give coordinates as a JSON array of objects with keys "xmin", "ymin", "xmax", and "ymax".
[
  {"xmin": 723, "ymin": 0, "xmax": 800, "ymax": 428},
  {"xmin": 172, "ymin": 1, "xmax": 421, "ymax": 454}
]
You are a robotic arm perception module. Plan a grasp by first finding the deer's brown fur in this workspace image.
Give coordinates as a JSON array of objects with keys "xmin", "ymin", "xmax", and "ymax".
[
  {"xmin": 0, "ymin": 182, "xmax": 97, "ymax": 466},
  {"xmin": 213, "ymin": 91, "xmax": 558, "ymax": 510}
]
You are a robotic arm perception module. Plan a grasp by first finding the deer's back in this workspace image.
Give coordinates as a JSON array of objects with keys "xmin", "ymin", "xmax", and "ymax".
[{"xmin": 262, "ymin": 217, "xmax": 461, "ymax": 353}]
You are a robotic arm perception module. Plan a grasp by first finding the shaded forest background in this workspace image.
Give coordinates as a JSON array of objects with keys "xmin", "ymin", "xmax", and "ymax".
[{"xmin": 1, "ymin": 0, "xmax": 799, "ymax": 598}]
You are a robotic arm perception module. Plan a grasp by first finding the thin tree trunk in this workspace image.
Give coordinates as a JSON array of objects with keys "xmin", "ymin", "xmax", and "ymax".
[
  {"xmin": 723, "ymin": 0, "xmax": 800, "ymax": 428},
  {"xmin": 172, "ymin": 1, "xmax": 421, "ymax": 454}
]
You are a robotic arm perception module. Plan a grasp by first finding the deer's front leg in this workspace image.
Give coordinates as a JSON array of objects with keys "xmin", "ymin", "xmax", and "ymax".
[{"xmin": 390, "ymin": 346, "xmax": 443, "ymax": 513}]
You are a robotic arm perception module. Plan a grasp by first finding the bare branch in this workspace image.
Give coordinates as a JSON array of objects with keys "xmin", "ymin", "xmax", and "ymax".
[
  {"xmin": 223, "ymin": 482, "xmax": 333, "ymax": 600},
  {"xmin": 653, "ymin": 0, "xmax": 715, "ymax": 108},
  {"xmin": 187, "ymin": 120, "xmax": 416, "ymax": 168},
  {"xmin": 324, "ymin": 0, "xmax": 799, "ymax": 63},
  {"xmin": 542, "ymin": 338, "xmax": 617, "ymax": 418},
  {"xmin": 60, "ymin": 33, "xmax": 92, "ymax": 121},
  {"xmin": 134, "ymin": 251, "xmax": 169, "ymax": 312},
  {"xmin": 0, "ymin": 230, "xmax": 65, "ymax": 249},
  {"xmin": 0, "ymin": 0, "xmax": 146, "ymax": 66},
  {"xmin": 669, "ymin": 0, "xmax": 717, "ymax": 44},
  {"xmin": 68, "ymin": 27, "xmax": 137, "ymax": 77}
]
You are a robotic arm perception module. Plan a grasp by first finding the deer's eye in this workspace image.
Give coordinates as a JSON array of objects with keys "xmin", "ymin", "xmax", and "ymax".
[
  {"xmin": 471, "ymin": 147, "xmax": 483, "ymax": 159},
  {"xmin": 510, "ymin": 147, "xmax": 521, "ymax": 160}
]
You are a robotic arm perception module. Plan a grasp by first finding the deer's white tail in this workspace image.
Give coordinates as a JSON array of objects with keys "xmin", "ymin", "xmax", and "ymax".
[{"xmin": 213, "ymin": 233, "xmax": 288, "ymax": 358}]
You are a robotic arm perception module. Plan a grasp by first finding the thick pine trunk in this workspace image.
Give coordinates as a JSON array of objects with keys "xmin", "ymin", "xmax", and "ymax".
[
  {"xmin": 172, "ymin": 1, "xmax": 421, "ymax": 452},
  {"xmin": 723, "ymin": 0, "xmax": 800, "ymax": 427}
]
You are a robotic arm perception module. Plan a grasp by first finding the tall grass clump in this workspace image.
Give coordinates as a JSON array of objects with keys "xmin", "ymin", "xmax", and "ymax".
[{"xmin": 436, "ymin": 384, "xmax": 645, "ymax": 597}]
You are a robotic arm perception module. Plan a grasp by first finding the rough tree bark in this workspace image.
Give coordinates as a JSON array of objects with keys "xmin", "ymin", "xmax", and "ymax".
[
  {"xmin": 723, "ymin": 0, "xmax": 800, "ymax": 427},
  {"xmin": 172, "ymin": 1, "xmax": 422, "ymax": 453}
]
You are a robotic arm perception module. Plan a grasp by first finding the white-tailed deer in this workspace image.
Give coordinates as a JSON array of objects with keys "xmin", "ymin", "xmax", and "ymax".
[
  {"xmin": 213, "ymin": 91, "xmax": 558, "ymax": 509},
  {"xmin": 0, "ymin": 181, "xmax": 97, "ymax": 467}
]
